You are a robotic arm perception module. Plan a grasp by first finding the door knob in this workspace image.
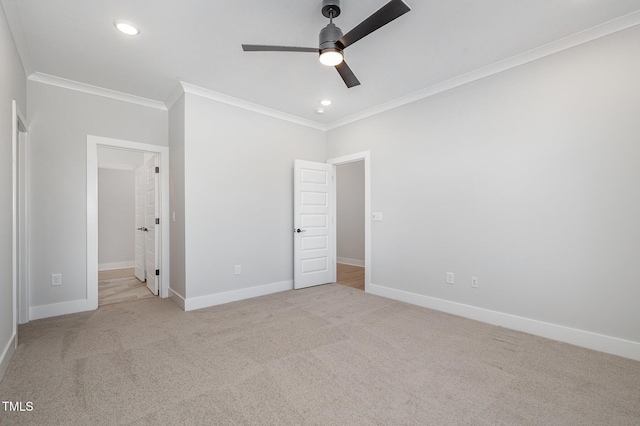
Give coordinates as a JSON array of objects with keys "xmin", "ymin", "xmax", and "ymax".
[
  {"xmin": 294, "ymin": 228, "xmax": 306, "ymax": 233},
  {"xmin": 137, "ymin": 227, "xmax": 148, "ymax": 232}
]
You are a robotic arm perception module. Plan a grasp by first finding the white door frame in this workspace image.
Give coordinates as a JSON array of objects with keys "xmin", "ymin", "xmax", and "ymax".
[
  {"xmin": 327, "ymin": 151, "xmax": 371, "ymax": 292},
  {"xmin": 87, "ymin": 136, "xmax": 170, "ymax": 309},
  {"xmin": 11, "ymin": 100, "xmax": 28, "ymax": 337}
]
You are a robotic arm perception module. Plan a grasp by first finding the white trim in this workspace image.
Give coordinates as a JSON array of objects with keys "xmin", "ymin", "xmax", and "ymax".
[
  {"xmin": 98, "ymin": 261, "xmax": 135, "ymax": 271},
  {"xmin": 325, "ymin": 11, "xmax": 640, "ymax": 130},
  {"xmin": 15, "ymin": 105, "xmax": 29, "ymax": 325},
  {"xmin": 0, "ymin": 333, "xmax": 17, "ymax": 381},
  {"xmin": 180, "ymin": 82, "xmax": 326, "ymax": 131},
  {"xmin": 327, "ymin": 151, "xmax": 371, "ymax": 292},
  {"xmin": 28, "ymin": 72, "xmax": 167, "ymax": 111},
  {"xmin": 168, "ymin": 288, "xmax": 186, "ymax": 310},
  {"xmin": 88, "ymin": 136, "xmax": 171, "ymax": 316},
  {"xmin": 11, "ymin": 101, "xmax": 18, "ymax": 344},
  {"xmin": 164, "ymin": 83, "xmax": 185, "ymax": 110},
  {"xmin": 29, "ymin": 299, "xmax": 93, "ymax": 321},
  {"xmin": 11, "ymin": 100, "xmax": 28, "ymax": 338},
  {"xmin": 337, "ymin": 258, "xmax": 365, "ymax": 268},
  {"xmin": 184, "ymin": 281, "xmax": 293, "ymax": 312},
  {"xmin": 368, "ymin": 283, "xmax": 640, "ymax": 361}
]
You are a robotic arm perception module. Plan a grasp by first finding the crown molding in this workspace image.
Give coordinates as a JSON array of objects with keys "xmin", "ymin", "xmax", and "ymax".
[
  {"xmin": 325, "ymin": 10, "xmax": 640, "ymax": 130},
  {"xmin": 27, "ymin": 72, "xmax": 167, "ymax": 111},
  {"xmin": 19, "ymin": 9, "xmax": 640, "ymax": 131},
  {"xmin": 179, "ymin": 82, "xmax": 327, "ymax": 131},
  {"xmin": 164, "ymin": 82, "xmax": 185, "ymax": 110}
]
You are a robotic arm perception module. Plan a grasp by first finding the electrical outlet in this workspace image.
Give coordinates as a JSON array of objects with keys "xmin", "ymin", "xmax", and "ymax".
[
  {"xmin": 471, "ymin": 276, "xmax": 479, "ymax": 288},
  {"xmin": 446, "ymin": 272, "xmax": 454, "ymax": 284},
  {"xmin": 235, "ymin": 265, "xmax": 242, "ymax": 275},
  {"xmin": 51, "ymin": 274, "xmax": 62, "ymax": 286}
]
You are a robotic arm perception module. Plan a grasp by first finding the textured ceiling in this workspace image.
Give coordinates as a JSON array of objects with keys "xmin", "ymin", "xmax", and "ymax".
[{"xmin": 3, "ymin": 0, "xmax": 640, "ymax": 126}]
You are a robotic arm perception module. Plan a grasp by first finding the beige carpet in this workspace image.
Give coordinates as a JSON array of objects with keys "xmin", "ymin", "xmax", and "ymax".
[{"xmin": 1, "ymin": 284, "xmax": 639, "ymax": 425}]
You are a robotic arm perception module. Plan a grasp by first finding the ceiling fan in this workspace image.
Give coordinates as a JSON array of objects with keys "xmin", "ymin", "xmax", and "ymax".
[{"xmin": 242, "ymin": 0, "xmax": 411, "ymax": 88}]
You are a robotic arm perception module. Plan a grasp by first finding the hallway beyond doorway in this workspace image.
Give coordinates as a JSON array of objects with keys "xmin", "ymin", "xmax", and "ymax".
[
  {"xmin": 98, "ymin": 268, "xmax": 154, "ymax": 306},
  {"xmin": 335, "ymin": 263, "xmax": 364, "ymax": 291}
]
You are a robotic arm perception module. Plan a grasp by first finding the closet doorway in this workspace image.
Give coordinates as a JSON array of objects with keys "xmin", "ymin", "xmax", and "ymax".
[
  {"xmin": 96, "ymin": 146, "xmax": 158, "ymax": 306},
  {"xmin": 328, "ymin": 151, "xmax": 371, "ymax": 292},
  {"xmin": 335, "ymin": 160, "xmax": 365, "ymax": 290}
]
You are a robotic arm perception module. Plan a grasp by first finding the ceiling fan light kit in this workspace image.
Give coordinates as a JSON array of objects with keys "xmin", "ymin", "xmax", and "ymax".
[
  {"xmin": 319, "ymin": 18, "xmax": 344, "ymax": 66},
  {"xmin": 242, "ymin": 0, "xmax": 411, "ymax": 88},
  {"xmin": 319, "ymin": 48, "xmax": 343, "ymax": 66}
]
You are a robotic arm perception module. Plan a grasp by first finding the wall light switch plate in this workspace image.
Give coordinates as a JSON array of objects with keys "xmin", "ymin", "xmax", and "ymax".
[
  {"xmin": 235, "ymin": 265, "xmax": 242, "ymax": 275},
  {"xmin": 446, "ymin": 272, "xmax": 454, "ymax": 284},
  {"xmin": 372, "ymin": 212, "xmax": 383, "ymax": 222}
]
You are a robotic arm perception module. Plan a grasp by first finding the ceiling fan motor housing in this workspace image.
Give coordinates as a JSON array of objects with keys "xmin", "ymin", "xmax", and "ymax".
[
  {"xmin": 319, "ymin": 23, "xmax": 344, "ymax": 51},
  {"xmin": 321, "ymin": 0, "xmax": 341, "ymax": 18}
]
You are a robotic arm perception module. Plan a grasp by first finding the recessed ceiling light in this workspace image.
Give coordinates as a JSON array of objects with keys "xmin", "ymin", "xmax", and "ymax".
[
  {"xmin": 316, "ymin": 108, "xmax": 325, "ymax": 114},
  {"xmin": 320, "ymin": 100, "xmax": 332, "ymax": 106},
  {"xmin": 114, "ymin": 20, "xmax": 140, "ymax": 36}
]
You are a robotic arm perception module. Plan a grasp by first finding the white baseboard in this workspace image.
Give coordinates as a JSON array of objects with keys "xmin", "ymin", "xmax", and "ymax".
[
  {"xmin": 29, "ymin": 299, "xmax": 93, "ymax": 321},
  {"xmin": 337, "ymin": 257, "xmax": 365, "ymax": 267},
  {"xmin": 368, "ymin": 283, "xmax": 640, "ymax": 361},
  {"xmin": 98, "ymin": 261, "xmax": 135, "ymax": 271},
  {"xmin": 168, "ymin": 288, "xmax": 186, "ymax": 310},
  {"xmin": 184, "ymin": 280, "xmax": 293, "ymax": 312},
  {"xmin": 0, "ymin": 333, "xmax": 16, "ymax": 382}
]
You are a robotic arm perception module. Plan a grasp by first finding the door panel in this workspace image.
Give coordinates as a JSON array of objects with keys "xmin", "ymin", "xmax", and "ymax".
[
  {"xmin": 294, "ymin": 160, "xmax": 335, "ymax": 289},
  {"xmin": 134, "ymin": 165, "xmax": 145, "ymax": 282},
  {"xmin": 145, "ymin": 155, "xmax": 159, "ymax": 295}
]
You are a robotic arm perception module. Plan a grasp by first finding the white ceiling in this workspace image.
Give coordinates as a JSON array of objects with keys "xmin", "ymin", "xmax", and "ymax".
[{"xmin": 3, "ymin": 0, "xmax": 640, "ymax": 127}]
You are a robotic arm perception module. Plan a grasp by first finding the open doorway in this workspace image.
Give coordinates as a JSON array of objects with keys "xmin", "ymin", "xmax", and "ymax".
[
  {"xmin": 335, "ymin": 160, "xmax": 365, "ymax": 290},
  {"xmin": 87, "ymin": 135, "xmax": 170, "ymax": 311},
  {"xmin": 97, "ymin": 148, "xmax": 157, "ymax": 306},
  {"xmin": 328, "ymin": 151, "xmax": 371, "ymax": 292},
  {"xmin": 292, "ymin": 152, "xmax": 371, "ymax": 291}
]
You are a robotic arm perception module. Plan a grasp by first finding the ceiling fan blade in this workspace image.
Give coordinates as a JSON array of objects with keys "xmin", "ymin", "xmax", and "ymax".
[
  {"xmin": 338, "ymin": 0, "xmax": 411, "ymax": 49},
  {"xmin": 242, "ymin": 44, "xmax": 318, "ymax": 53},
  {"xmin": 335, "ymin": 61, "xmax": 361, "ymax": 88}
]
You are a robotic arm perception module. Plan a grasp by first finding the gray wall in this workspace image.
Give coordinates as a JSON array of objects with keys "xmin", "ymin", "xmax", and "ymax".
[
  {"xmin": 98, "ymin": 168, "xmax": 135, "ymax": 268},
  {"xmin": 326, "ymin": 25, "xmax": 640, "ymax": 344},
  {"xmin": 182, "ymin": 93, "xmax": 326, "ymax": 299},
  {"xmin": 0, "ymin": 2, "xmax": 27, "ymax": 377},
  {"xmin": 27, "ymin": 81, "xmax": 168, "ymax": 309},
  {"xmin": 336, "ymin": 161, "xmax": 365, "ymax": 265}
]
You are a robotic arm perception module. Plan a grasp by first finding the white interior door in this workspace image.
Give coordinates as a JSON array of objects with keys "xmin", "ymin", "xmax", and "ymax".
[
  {"xmin": 145, "ymin": 155, "xmax": 159, "ymax": 295},
  {"xmin": 293, "ymin": 160, "xmax": 336, "ymax": 289},
  {"xmin": 134, "ymin": 165, "xmax": 146, "ymax": 282}
]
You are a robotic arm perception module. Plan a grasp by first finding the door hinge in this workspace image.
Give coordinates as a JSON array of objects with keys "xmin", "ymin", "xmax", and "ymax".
[
  {"xmin": 155, "ymin": 269, "xmax": 160, "ymax": 276},
  {"xmin": 155, "ymin": 218, "xmax": 160, "ymax": 225},
  {"xmin": 155, "ymin": 166, "xmax": 159, "ymax": 173}
]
